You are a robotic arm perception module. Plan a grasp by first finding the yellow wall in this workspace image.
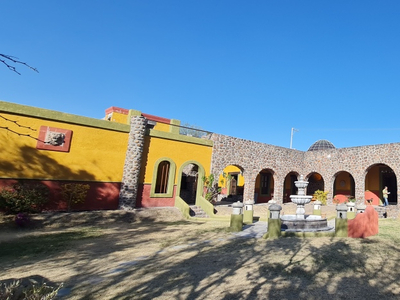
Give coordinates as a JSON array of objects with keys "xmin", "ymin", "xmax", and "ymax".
[
  {"xmin": 366, "ymin": 166, "xmax": 380, "ymax": 190},
  {"xmin": 219, "ymin": 165, "xmax": 244, "ymax": 187},
  {"xmin": 108, "ymin": 111, "xmax": 129, "ymax": 124},
  {"xmin": 141, "ymin": 135, "xmax": 213, "ymax": 184},
  {"xmin": 335, "ymin": 172, "xmax": 352, "ymax": 190},
  {"xmin": 0, "ymin": 112, "xmax": 129, "ymax": 182},
  {"xmin": 153, "ymin": 122, "xmax": 171, "ymax": 132}
]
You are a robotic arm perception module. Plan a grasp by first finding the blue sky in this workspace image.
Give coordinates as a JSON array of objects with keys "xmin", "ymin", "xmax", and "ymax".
[{"xmin": 1, "ymin": 1, "xmax": 400, "ymax": 151}]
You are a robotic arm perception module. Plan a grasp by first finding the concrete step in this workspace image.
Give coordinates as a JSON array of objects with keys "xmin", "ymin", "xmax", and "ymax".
[{"xmin": 189, "ymin": 205, "xmax": 209, "ymax": 218}]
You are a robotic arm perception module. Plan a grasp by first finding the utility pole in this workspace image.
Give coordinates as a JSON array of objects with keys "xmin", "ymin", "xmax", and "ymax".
[{"xmin": 290, "ymin": 128, "xmax": 299, "ymax": 149}]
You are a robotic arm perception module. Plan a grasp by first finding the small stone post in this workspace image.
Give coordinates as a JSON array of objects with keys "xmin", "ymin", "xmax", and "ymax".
[
  {"xmin": 335, "ymin": 204, "xmax": 348, "ymax": 237},
  {"xmin": 243, "ymin": 200, "xmax": 254, "ymax": 225},
  {"xmin": 346, "ymin": 202, "xmax": 356, "ymax": 219},
  {"xmin": 313, "ymin": 200, "xmax": 322, "ymax": 216},
  {"xmin": 356, "ymin": 204, "xmax": 366, "ymax": 214},
  {"xmin": 264, "ymin": 204, "xmax": 282, "ymax": 239},
  {"xmin": 230, "ymin": 201, "xmax": 244, "ymax": 232}
]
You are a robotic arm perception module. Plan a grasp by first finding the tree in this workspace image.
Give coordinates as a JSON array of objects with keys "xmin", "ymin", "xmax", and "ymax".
[{"xmin": 0, "ymin": 53, "xmax": 38, "ymax": 75}]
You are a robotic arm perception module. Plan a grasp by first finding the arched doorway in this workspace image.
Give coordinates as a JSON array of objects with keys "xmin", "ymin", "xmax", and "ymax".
[
  {"xmin": 255, "ymin": 169, "xmax": 275, "ymax": 203},
  {"xmin": 179, "ymin": 163, "xmax": 199, "ymax": 205},
  {"xmin": 283, "ymin": 172, "xmax": 299, "ymax": 203},
  {"xmin": 365, "ymin": 164, "xmax": 397, "ymax": 205},
  {"xmin": 306, "ymin": 172, "xmax": 324, "ymax": 196},
  {"xmin": 219, "ymin": 165, "xmax": 244, "ymax": 202},
  {"xmin": 333, "ymin": 171, "xmax": 355, "ymax": 204}
]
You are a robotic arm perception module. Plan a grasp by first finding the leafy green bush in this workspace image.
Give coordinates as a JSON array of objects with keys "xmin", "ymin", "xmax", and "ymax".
[
  {"xmin": 0, "ymin": 183, "xmax": 49, "ymax": 214},
  {"xmin": 313, "ymin": 190, "xmax": 329, "ymax": 205},
  {"xmin": 202, "ymin": 173, "xmax": 230, "ymax": 202}
]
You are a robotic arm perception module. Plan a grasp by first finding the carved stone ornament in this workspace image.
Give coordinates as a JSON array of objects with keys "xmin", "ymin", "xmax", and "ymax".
[
  {"xmin": 45, "ymin": 131, "xmax": 66, "ymax": 146},
  {"xmin": 36, "ymin": 126, "xmax": 72, "ymax": 152}
]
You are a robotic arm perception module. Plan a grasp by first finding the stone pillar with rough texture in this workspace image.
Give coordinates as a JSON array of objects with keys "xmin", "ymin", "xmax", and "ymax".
[
  {"xmin": 243, "ymin": 173, "xmax": 256, "ymax": 203},
  {"xmin": 119, "ymin": 115, "xmax": 147, "ymax": 209},
  {"xmin": 354, "ymin": 174, "xmax": 365, "ymax": 205},
  {"xmin": 273, "ymin": 174, "xmax": 285, "ymax": 204}
]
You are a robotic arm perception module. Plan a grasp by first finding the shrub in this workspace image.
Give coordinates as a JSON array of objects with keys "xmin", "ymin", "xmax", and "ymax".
[
  {"xmin": 202, "ymin": 173, "xmax": 230, "ymax": 203},
  {"xmin": 60, "ymin": 183, "xmax": 90, "ymax": 212},
  {"xmin": 0, "ymin": 183, "xmax": 49, "ymax": 214},
  {"xmin": 313, "ymin": 190, "xmax": 329, "ymax": 205},
  {"xmin": 0, "ymin": 280, "xmax": 62, "ymax": 300}
]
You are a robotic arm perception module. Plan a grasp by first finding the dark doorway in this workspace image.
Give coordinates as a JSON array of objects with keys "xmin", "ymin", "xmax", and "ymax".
[
  {"xmin": 179, "ymin": 164, "xmax": 198, "ymax": 205},
  {"xmin": 380, "ymin": 166, "xmax": 397, "ymax": 204}
]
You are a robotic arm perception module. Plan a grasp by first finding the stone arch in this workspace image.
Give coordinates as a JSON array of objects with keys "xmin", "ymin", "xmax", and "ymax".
[
  {"xmin": 332, "ymin": 171, "xmax": 355, "ymax": 204},
  {"xmin": 283, "ymin": 171, "xmax": 300, "ymax": 203},
  {"xmin": 176, "ymin": 161, "xmax": 205, "ymax": 205},
  {"xmin": 306, "ymin": 172, "xmax": 324, "ymax": 196},
  {"xmin": 254, "ymin": 168, "xmax": 275, "ymax": 203},
  {"xmin": 365, "ymin": 163, "xmax": 397, "ymax": 205}
]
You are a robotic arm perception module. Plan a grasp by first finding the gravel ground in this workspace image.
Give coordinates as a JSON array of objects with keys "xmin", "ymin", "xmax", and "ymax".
[{"xmin": 1, "ymin": 207, "xmax": 399, "ymax": 299}]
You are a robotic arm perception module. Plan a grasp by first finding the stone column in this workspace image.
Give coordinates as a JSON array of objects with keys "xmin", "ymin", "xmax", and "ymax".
[
  {"xmin": 354, "ymin": 175, "xmax": 365, "ymax": 205},
  {"xmin": 273, "ymin": 174, "xmax": 284, "ymax": 204},
  {"xmin": 119, "ymin": 115, "xmax": 147, "ymax": 209},
  {"xmin": 243, "ymin": 172, "xmax": 256, "ymax": 203},
  {"xmin": 324, "ymin": 176, "xmax": 334, "ymax": 205}
]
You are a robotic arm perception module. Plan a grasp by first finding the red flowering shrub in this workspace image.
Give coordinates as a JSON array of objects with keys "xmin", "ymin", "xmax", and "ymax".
[{"xmin": 0, "ymin": 183, "xmax": 49, "ymax": 214}]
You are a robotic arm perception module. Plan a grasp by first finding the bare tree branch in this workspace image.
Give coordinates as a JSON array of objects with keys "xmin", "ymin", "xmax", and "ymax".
[
  {"xmin": 0, "ymin": 114, "xmax": 37, "ymax": 131},
  {"xmin": 0, "ymin": 114, "xmax": 43, "ymax": 141},
  {"xmin": 0, "ymin": 53, "xmax": 39, "ymax": 75},
  {"xmin": 0, "ymin": 126, "xmax": 42, "ymax": 141}
]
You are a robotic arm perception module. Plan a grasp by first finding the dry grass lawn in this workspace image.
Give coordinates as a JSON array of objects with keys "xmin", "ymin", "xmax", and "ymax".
[{"xmin": 1, "ymin": 207, "xmax": 400, "ymax": 299}]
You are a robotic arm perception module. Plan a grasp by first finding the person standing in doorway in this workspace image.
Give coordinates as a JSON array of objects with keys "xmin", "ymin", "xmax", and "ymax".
[{"xmin": 382, "ymin": 186, "xmax": 390, "ymax": 206}]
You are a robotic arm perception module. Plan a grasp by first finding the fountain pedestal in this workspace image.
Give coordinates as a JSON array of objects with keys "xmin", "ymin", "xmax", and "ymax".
[
  {"xmin": 281, "ymin": 175, "xmax": 332, "ymax": 232},
  {"xmin": 289, "ymin": 175, "xmax": 312, "ymax": 219}
]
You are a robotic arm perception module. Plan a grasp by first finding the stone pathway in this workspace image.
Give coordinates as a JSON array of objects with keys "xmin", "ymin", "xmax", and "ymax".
[{"xmin": 233, "ymin": 221, "xmax": 268, "ymax": 238}]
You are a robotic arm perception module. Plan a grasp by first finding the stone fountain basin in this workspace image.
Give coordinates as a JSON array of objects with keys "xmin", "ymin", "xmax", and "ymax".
[
  {"xmin": 280, "ymin": 214, "xmax": 332, "ymax": 232},
  {"xmin": 289, "ymin": 195, "xmax": 312, "ymax": 205}
]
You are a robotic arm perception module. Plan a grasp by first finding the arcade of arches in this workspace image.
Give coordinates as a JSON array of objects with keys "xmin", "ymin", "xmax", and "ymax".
[{"xmin": 210, "ymin": 134, "xmax": 399, "ymax": 206}]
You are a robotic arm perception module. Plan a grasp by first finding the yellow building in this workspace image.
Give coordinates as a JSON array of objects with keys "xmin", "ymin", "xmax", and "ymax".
[
  {"xmin": 1, "ymin": 100, "xmax": 398, "ymax": 216},
  {"xmin": 0, "ymin": 101, "xmax": 214, "ymax": 215}
]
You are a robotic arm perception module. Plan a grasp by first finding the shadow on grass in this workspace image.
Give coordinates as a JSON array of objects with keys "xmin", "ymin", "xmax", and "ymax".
[
  {"xmin": 67, "ymin": 233, "xmax": 400, "ymax": 300},
  {"xmin": 0, "ymin": 229, "xmax": 101, "ymax": 259},
  {"xmin": 2, "ymin": 219, "xmax": 400, "ymax": 299}
]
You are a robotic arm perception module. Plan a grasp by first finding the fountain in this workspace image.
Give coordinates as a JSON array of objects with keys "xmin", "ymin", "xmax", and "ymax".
[{"xmin": 280, "ymin": 175, "xmax": 332, "ymax": 232}]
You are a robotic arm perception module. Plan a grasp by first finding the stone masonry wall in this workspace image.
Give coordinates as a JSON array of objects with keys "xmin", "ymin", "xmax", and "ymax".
[
  {"xmin": 211, "ymin": 133, "xmax": 400, "ymax": 206},
  {"xmin": 118, "ymin": 115, "xmax": 147, "ymax": 209},
  {"xmin": 302, "ymin": 143, "xmax": 400, "ymax": 204},
  {"xmin": 210, "ymin": 134, "xmax": 304, "ymax": 203}
]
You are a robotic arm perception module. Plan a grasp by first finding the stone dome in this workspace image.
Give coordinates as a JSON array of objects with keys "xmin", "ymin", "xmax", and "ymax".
[{"xmin": 308, "ymin": 139, "xmax": 336, "ymax": 151}]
